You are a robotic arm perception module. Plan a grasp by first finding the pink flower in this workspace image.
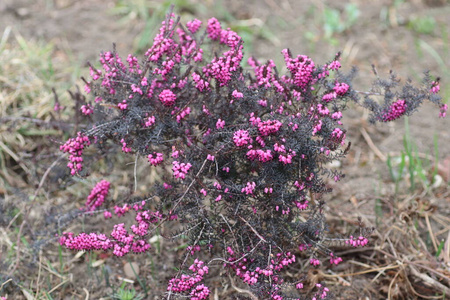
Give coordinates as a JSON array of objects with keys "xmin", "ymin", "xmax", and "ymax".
[
  {"xmin": 84, "ymin": 180, "xmax": 110, "ymax": 212},
  {"xmin": 60, "ymin": 132, "xmax": 90, "ymax": 175},
  {"xmin": 206, "ymin": 18, "xmax": 222, "ymax": 40},
  {"xmin": 186, "ymin": 19, "xmax": 202, "ymax": 33},
  {"xmin": 120, "ymin": 139, "xmax": 132, "ymax": 153},
  {"xmin": 382, "ymin": 99, "xmax": 407, "ymax": 122},
  {"xmin": 118, "ymin": 100, "xmax": 128, "ymax": 110},
  {"xmin": 192, "ymin": 72, "xmax": 209, "ymax": 91},
  {"xmin": 333, "ymin": 82, "xmax": 349, "ymax": 95},
  {"xmin": 144, "ymin": 115, "xmax": 156, "ymax": 127},
  {"xmin": 233, "ymin": 130, "xmax": 252, "ymax": 147},
  {"xmin": 148, "ymin": 152, "xmax": 164, "ymax": 166},
  {"xmin": 159, "ymin": 89, "xmax": 177, "ymax": 106},
  {"xmin": 80, "ymin": 104, "xmax": 93, "ymax": 116},
  {"xmin": 84, "ymin": 84, "xmax": 91, "ymax": 94},
  {"xmin": 329, "ymin": 253, "xmax": 343, "ymax": 265},
  {"xmin": 430, "ymin": 80, "xmax": 440, "ymax": 94},
  {"xmin": 345, "ymin": 235, "xmax": 369, "ymax": 247},
  {"xmin": 216, "ymin": 119, "xmax": 225, "ymax": 129},
  {"xmin": 232, "ymin": 90, "xmax": 243, "ymax": 99},
  {"xmin": 176, "ymin": 107, "xmax": 191, "ymax": 123},
  {"xmin": 439, "ymin": 104, "xmax": 448, "ymax": 118},
  {"xmin": 172, "ymin": 161, "xmax": 192, "ymax": 180},
  {"xmin": 241, "ymin": 181, "xmax": 256, "ymax": 195},
  {"xmin": 310, "ymin": 258, "xmax": 320, "ymax": 266},
  {"xmin": 322, "ymin": 92, "xmax": 337, "ymax": 102}
]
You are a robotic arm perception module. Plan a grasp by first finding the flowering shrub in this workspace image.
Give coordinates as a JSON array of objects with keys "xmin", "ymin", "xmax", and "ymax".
[{"xmin": 59, "ymin": 12, "xmax": 446, "ymax": 299}]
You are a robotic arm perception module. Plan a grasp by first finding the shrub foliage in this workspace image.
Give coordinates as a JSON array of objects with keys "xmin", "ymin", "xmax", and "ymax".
[{"xmin": 58, "ymin": 12, "xmax": 446, "ymax": 299}]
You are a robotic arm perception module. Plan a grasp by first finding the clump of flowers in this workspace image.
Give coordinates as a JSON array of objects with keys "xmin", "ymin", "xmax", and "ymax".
[
  {"xmin": 84, "ymin": 180, "xmax": 110, "ymax": 212},
  {"xmin": 59, "ymin": 11, "xmax": 445, "ymax": 299}
]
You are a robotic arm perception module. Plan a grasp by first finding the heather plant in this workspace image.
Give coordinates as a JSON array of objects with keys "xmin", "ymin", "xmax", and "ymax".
[{"xmin": 58, "ymin": 12, "xmax": 446, "ymax": 299}]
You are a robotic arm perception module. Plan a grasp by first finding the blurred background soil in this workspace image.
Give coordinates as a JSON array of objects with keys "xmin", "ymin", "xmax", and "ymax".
[{"xmin": 0, "ymin": 0, "xmax": 449, "ymax": 299}]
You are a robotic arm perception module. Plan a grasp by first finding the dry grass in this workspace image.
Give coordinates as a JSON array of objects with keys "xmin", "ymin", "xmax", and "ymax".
[
  {"xmin": 0, "ymin": 26, "xmax": 82, "ymax": 191},
  {"xmin": 322, "ymin": 185, "xmax": 450, "ymax": 299}
]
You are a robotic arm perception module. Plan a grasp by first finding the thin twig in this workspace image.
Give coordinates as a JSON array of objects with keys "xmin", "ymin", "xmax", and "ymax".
[
  {"xmin": 238, "ymin": 216, "xmax": 267, "ymax": 243},
  {"xmin": 408, "ymin": 265, "xmax": 450, "ymax": 297},
  {"xmin": 228, "ymin": 274, "xmax": 258, "ymax": 300},
  {"xmin": 360, "ymin": 127, "xmax": 386, "ymax": 162},
  {"xmin": 134, "ymin": 153, "xmax": 139, "ymax": 192}
]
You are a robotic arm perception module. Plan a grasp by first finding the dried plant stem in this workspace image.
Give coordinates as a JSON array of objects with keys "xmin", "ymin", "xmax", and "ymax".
[
  {"xmin": 228, "ymin": 274, "xmax": 258, "ymax": 300},
  {"xmin": 360, "ymin": 127, "xmax": 386, "ymax": 162}
]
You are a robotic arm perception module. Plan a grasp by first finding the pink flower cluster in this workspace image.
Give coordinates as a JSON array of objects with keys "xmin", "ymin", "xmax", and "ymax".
[
  {"xmin": 278, "ymin": 153, "xmax": 294, "ymax": 165},
  {"xmin": 80, "ymin": 104, "xmax": 93, "ymax": 116},
  {"xmin": 126, "ymin": 54, "xmax": 142, "ymax": 74},
  {"xmin": 167, "ymin": 259, "xmax": 210, "ymax": 300},
  {"xmin": 295, "ymin": 200, "xmax": 309, "ymax": 210},
  {"xmin": 246, "ymin": 148, "xmax": 273, "ymax": 162},
  {"xmin": 120, "ymin": 139, "xmax": 132, "ymax": 153},
  {"xmin": 144, "ymin": 115, "xmax": 156, "ymax": 127},
  {"xmin": 54, "ymin": 102, "xmax": 64, "ymax": 111},
  {"xmin": 192, "ymin": 72, "xmax": 209, "ymax": 91},
  {"xmin": 345, "ymin": 235, "xmax": 369, "ymax": 247},
  {"xmin": 233, "ymin": 130, "xmax": 252, "ymax": 147},
  {"xmin": 333, "ymin": 82, "xmax": 349, "ymax": 95},
  {"xmin": 59, "ymin": 232, "xmax": 113, "ymax": 252},
  {"xmin": 328, "ymin": 59, "xmax": 341, "ymax": 70},
  {"xmin": 282, "ymin": 49, "xmax": 316, "ymax": 90},
  {"xmin": 189, "ymin": 284, "xmax": 210, "ymax": 300},
  {"xmin": 312, "ymin": 283, "xmax": 330, "ymax": 300},
  {"xmin": 148, "ymin": 152, "xmax": 164, "ymax": 166},
  {"xmin": 84, "ymin": 180, "xmax": 110, "ymax": 212},
  {"xmin": 249, "ymin": 113, "xmax": 283, "ymax": 136},
  {"xmin": 329, "ymin": 253, "xmax": 343, "ymax": 265},
  {"xmin": 89, "ymin": 66, "xmax": 102, "ymax": 81},
  {"xmin": 187, "ymin": 244, "xmax": 201, "ymax": 255},
  {"xmin": 202, "ymin": 18, "xmax": 243, "ymax": 86},
  {"xmin": 216, "ymin": 118, "xmax": 225, "ymax": 129},
  {"xmin": 312, "ymin": 119, "xmax": 323, "ymax": 135},
  {"xmin": 176, "ymin": 106, "xmax": 191, "ymax": 123},
  {"xmin": 97, "ymin": 51, "xmax": 125, "ymax": 95},
  {"xmin": 322, "ymin": 92, "xmax": 337, "ymax": 102},
  {"xmin": 159, "ymin": 89, "xmax": 177, "ymax": 106},
  {"xmin": 232, "ymin": 89, "xmax": 243, "ymax": 102},
  {"xmin": 248, "ymin": 58, "xmax": 277, "ymax": 88},
  {"xmin": 172, "ymin": 161, "xmax": 192, "ymax": 180},
  {"xmin": 430, "ymin": 80, "xmax": 440, "ymax": 94},
  {"xmin": 227, "ymin": 251, "xmax": 296, "ymax": 286},
  {"xmin": 186, "ymin": 19, "xmax": 202, "ymax": 33},
  {"xmin": 60, "ymin": 132, "xmax": 90, "ymax": 175},
  {"xmin": 382, "ymin": 99, "xmax": 407, "ymax": 121},
  {"xmin": 241, "ymin": 181, "xmax": 256, "ymax": 195},
  {"xmin": 206, "ymin": 18, "xmax": 221, "ymax": 40},
  {"xmin": 145, "ymin": 14, "xmax": 178, "ymax": 62},
  {"xmin": 310, "ymin": 258, "xmax": 321, "ymax": 266},
  {"xmin": 61, "ymin": 204, "xmax": 169, "ymax": 256},
  {"xmin": 118, "ymin": 100, "xmax": 128, "ymax": 110},
  {"xmin": 331, "ymin": 128, "xmax": 346, "ymax": 145},
  {"xmin": 317, "ymin": 104, "xmax": 330, "ymax": 116}
]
